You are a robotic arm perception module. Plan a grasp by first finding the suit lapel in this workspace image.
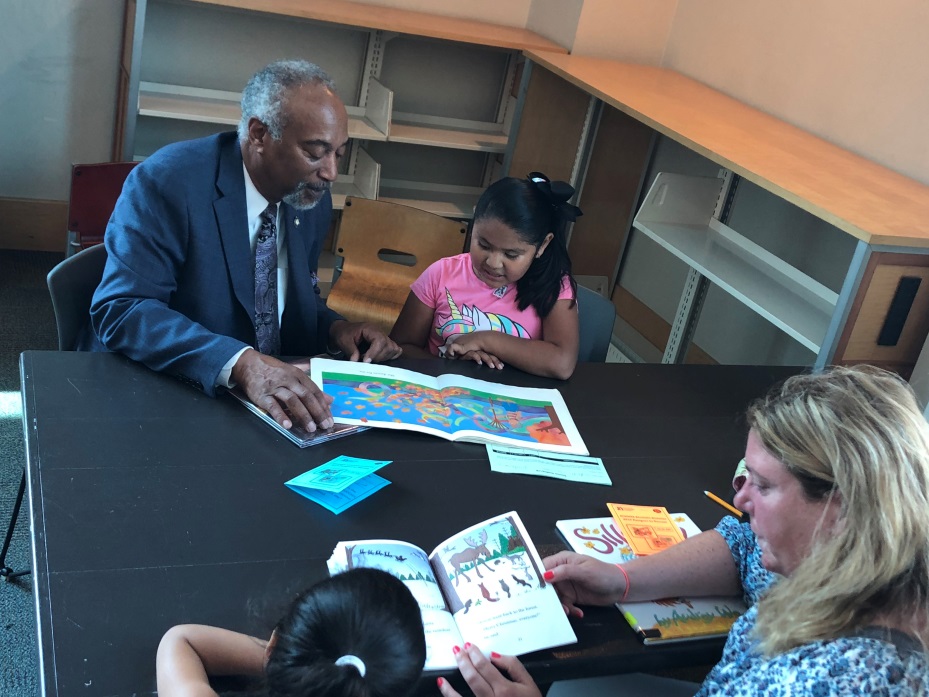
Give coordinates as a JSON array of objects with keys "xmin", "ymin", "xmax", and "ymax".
[{"xmin": 213, "ymin": 138, "xmax": 254, "ymax": 319}]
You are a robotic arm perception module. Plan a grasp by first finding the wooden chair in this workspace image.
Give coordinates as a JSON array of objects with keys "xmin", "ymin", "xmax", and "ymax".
[
  {"xmin": 577, "ymin": 285, "xmax": 616, "ymax": 362},
  {"xmin": 327, "ymin": 197, "xmax": 468, "ymax": 334},
  {"xmin": 66, "ymin": 161, "xmax": 137, "ymax": 256}
]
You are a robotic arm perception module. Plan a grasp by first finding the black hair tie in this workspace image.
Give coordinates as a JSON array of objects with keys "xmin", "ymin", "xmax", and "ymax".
[{"xmin": 528, "ymin": 171, "xmax": 583, "ymax": 222}]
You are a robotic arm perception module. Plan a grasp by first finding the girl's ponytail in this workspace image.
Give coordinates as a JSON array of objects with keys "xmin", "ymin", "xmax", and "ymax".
[{"xmin": 265, "ymin": 568, "xmax": 425, "ymax": 697}]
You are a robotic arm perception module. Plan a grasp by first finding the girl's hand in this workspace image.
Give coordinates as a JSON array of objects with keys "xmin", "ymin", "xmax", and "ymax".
[
  {"xmin": 445, "ymin": 335, "xmax": 504, "ymax": 369},
  {"xmin": 437, "ymin": 644, "xmax": 542, "ymax": 697},
  {"xmin": 542, "ymin": 552, "xmax": 628, "ymax": 618}
]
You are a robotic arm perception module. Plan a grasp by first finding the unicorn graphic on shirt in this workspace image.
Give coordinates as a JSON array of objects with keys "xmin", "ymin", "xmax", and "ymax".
[{"xmin": 436, "ymin": 288, "xmax": 529, "ymax": 352}]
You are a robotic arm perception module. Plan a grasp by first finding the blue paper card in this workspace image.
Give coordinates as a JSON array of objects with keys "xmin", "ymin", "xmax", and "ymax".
[
  {"xmin": 287, "ymin": 473, "xmax": 391, "ymax": 514},
  {"xmin": 285, "ymin": 455, "xmax": 391, "ymax": 493},
  {"xmin": 285, "ymin": 456, "xmax": 392, "ymax": 514}
]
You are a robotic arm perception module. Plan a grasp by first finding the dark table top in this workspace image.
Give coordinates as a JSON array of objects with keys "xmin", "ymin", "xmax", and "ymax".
[{"xmin": 20, "ymin": 351, "xmax": 800, "ymax": 696}]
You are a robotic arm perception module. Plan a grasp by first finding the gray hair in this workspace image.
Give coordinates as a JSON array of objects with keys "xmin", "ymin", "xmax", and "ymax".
[{"xmin": 237, "ymin": 60, "xmax": 336, "ymax": 143}]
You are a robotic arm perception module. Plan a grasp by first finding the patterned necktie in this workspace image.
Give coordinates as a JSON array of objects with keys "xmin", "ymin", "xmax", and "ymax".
[{"xmin": 254, "ymin": 203, "xmax": 280, "ymax": 355}]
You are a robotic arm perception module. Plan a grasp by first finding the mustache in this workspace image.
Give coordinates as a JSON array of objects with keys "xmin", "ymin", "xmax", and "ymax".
[{"xmin": 295, "ymin": 181, "xmax": 330, "ymax": 193}]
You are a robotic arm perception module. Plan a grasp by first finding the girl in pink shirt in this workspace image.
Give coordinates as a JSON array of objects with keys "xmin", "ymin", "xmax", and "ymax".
[{"xmin": 391, "ymin": 173, "xmax": 582, "ymax": 379}]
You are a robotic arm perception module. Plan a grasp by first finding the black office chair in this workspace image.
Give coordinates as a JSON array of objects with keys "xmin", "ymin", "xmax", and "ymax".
[
  {"xmin": 1, "ymin": 245, "xmax": 108, "ymax": 583},
  {"xmin": 577, "ymin": 285, "xmax": 616, "ymax": 362},
  {"xmin": 47, "ymin": 244, "xmax": 108, "ymax": 350}
]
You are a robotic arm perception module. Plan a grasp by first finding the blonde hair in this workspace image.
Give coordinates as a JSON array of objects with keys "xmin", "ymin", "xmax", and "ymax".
[{"xmin": 748, "ymin": 365, "xmax": 929, "ymax": 656}]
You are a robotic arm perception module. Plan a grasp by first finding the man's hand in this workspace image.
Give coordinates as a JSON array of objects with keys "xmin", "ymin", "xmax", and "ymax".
[
  {"xmin": 542, "ymin": 551, "xmax": 627, "ymax": 618},
  {"xmin": 437, "ymin": 644, "xmax": 542, "ymax": 697},
  {"xmin": 231, "ymin": 349, "xmax": 333, "ymax": 432},
  {"xmin": 329, "ymin": 320, "xmax": 402, "ymax": 363}
]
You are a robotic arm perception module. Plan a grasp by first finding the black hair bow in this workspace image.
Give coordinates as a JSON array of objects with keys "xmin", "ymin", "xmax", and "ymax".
[{"xmin": 528, "ymin": 171, "xmax": 583, "ymax": 222}]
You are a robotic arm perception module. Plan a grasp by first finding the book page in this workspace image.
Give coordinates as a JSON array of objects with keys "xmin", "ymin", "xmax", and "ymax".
[
  {"xmin": 556, "ymin": 515, "xmax": 746, "ymax": 644},
  {"xmin": 311, "ymin": 358, "xmax": 588, "ymax": 455},
  {"xmin": 428, "ymin": 512, "xmax": 576, "ymax": 657},
  {"xmin": 327, "ymin": 540, "xmax": 462, "ymax": 670}
]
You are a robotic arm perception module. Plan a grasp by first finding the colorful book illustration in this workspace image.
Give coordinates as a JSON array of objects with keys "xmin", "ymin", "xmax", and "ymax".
[
  {"xmin": 310, "ymin": 358, "xmax": 588, "ymax": 455},
  {"xmin": 607, "ymin": 503, "xmax": 685, "ymax": 556},
  {"xmin": 556, "ymin": 514, "xmax": 747, "ymax": 645},
  {"xmin": 327, "ymin": 511, "xmax": 577, "ymax": 670}
]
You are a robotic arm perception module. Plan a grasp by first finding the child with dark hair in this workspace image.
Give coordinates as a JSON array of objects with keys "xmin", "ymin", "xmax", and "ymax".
[
  {"xmin": 156, "ymin": 568, "xmax": 426, "ymax": 697},
  {"xmin": 391, "ymin": 173, "xmax": 582, "ymax": 380}
]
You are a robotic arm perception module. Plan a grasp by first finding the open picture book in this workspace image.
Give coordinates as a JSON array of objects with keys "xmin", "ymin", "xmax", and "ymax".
[
  {"xmin": 310, "ymin": 358, "xmax": 588, "ymax": 455},
  {"xmin": 327, "ymin": 511, "xmax": 577, "ymax": 670},
  {"xmin": 556, "ymin": 514, "xmax": 746, "ymax": 645}
]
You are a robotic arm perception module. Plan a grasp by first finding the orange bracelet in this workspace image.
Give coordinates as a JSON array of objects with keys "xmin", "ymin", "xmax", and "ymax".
[{"xmin": 615, "ymin": 563, "xmax": 630, "ymax": 602}]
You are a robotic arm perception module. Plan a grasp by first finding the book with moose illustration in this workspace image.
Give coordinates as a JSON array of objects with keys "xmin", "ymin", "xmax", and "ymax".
[
  {"xmin": 310, "ymin": 358, "xmax": 588, "ymax": 455},
  {"xmin": 556, "ymin": 513, "xmax": 746, "ymax": 645},
  {"xmin": 327, "ymin": 511, "xmax": 576, "ymax": 670}
]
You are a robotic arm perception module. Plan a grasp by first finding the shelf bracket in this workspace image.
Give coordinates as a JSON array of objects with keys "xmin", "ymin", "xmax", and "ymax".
[
  {"xmin": 358, "ymin": 30, "xmax": 386, "ymax": 109},
  {"xmin": 663, "ymin": 269, "xmax": 710, "ymax": 364},
  {"xmin": 661, "ymin": 170, "xmax": 739, "ymax": 364},
  {"xmin": 571, "ymin": 96, "xmax": 599, "ymax": 187},
  {"xmin": 501, "ymin": 58, "xmax": 533, "ymax": 178}
]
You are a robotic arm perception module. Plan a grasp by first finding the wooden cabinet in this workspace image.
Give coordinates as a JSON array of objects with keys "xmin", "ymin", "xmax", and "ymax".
[
  {"xmin": 510, "ymin": 52, "xmax": 929, "ymax": 375},
  {"xmin": 114, "ymin": 0, "xmax": 565, "ymax": 218}
]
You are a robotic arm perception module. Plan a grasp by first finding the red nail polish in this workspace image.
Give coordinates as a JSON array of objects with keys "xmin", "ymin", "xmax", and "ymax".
[
  {"xmin": 491, "ymin": 651, "xmax": 502, "ymax": 659},
  {"xmin": 437, "ymin": 677, "xmax": 445, "ymax": 687},
  {"xmin": 543, "ymin": 570, "xmax": 554, "ymax": 581},
  {"xmin": 463, "ymin": 642, "xmax": 471, "ymax": 650},
  {"xmin": 452, "ymin": 645, "xmax": 460, "ymax": 655}
]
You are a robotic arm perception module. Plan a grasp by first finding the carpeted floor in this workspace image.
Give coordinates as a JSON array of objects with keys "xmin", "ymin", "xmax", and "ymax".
[{"xmin": 0, "ymin": 250, "xmax": 62, "ymax": 697}]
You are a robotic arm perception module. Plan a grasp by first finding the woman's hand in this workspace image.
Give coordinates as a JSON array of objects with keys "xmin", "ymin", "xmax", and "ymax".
[
  {"xmin": 543, "ymin": 551, "xmax": 627, "ymax": 618},
  {"xmin": 437, "ymin": 644, "xmax": 542, "ymax": 697}
]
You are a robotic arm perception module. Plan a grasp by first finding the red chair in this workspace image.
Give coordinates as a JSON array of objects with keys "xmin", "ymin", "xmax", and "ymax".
[{"xmin": 65, "ymin": 161, "xmax": 138, "ymax": 256}]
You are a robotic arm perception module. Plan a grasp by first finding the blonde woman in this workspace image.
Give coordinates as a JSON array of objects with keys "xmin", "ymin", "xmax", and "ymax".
[{"xmin": 438, "ymin": 366, "xmax": 929, "ymax": 696}]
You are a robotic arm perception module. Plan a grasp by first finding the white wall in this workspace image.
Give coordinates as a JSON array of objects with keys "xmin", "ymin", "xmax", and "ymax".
[
  {"xmin": 662, "ymin": 0, "xmax": 929, "ymax": 186},
  {"xmin": 571, "ymin": 0, "xmax": 677, "ymax": 63},
  {"xmin": 526, "ymin": 0, "xmax": 583, "ymax": 53},
  {"xmin": 1, "ymin": 0, "xmax": 123, "ymax": 200}
]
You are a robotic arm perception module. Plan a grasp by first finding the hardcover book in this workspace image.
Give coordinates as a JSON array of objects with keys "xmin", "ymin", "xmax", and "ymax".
[
  {"xmin": 228, "ymin": 358, "xmax": 367, "ymax": 448},
  {"xmin": 327, "ymin": 511, "xmax": 577, "ymax": 670},
  {"xmin": 228, "ymin": 385, "xmax": 368, "ymax": 448},
  {"xmin": 310, "ymin": 358, "xmax": 588, "ymax": 455},
  {"xmin": 556, "ymin": 514, "xmax": 746, "ymax": 644}
]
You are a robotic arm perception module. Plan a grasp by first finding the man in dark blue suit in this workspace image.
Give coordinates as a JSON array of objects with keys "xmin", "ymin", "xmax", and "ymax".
[{"xmin": 86, "ymin": 61, "xmax": 400, "ymax": 433}]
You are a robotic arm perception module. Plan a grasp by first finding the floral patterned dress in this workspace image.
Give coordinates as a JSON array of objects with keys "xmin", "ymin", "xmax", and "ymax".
[{"xmin": 694, "ymin": 517, "xmax": 928, "ymax": 696}]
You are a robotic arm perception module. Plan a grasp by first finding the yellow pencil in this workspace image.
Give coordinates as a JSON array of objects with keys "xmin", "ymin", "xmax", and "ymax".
[{"xmin": 704, "ymin": 490, "xmax": 743, "ymax": 518}]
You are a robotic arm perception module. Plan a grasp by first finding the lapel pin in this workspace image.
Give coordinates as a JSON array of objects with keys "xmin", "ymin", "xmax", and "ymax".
[{"xmin": 294, "ymin": 217, "xmax": 300, "ymax": 227}]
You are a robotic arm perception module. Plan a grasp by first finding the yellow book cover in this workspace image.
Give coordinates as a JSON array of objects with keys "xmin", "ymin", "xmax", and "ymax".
[{"xmin": 607, "ymin": 503, "xmax": 685, "ymax": 556}]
